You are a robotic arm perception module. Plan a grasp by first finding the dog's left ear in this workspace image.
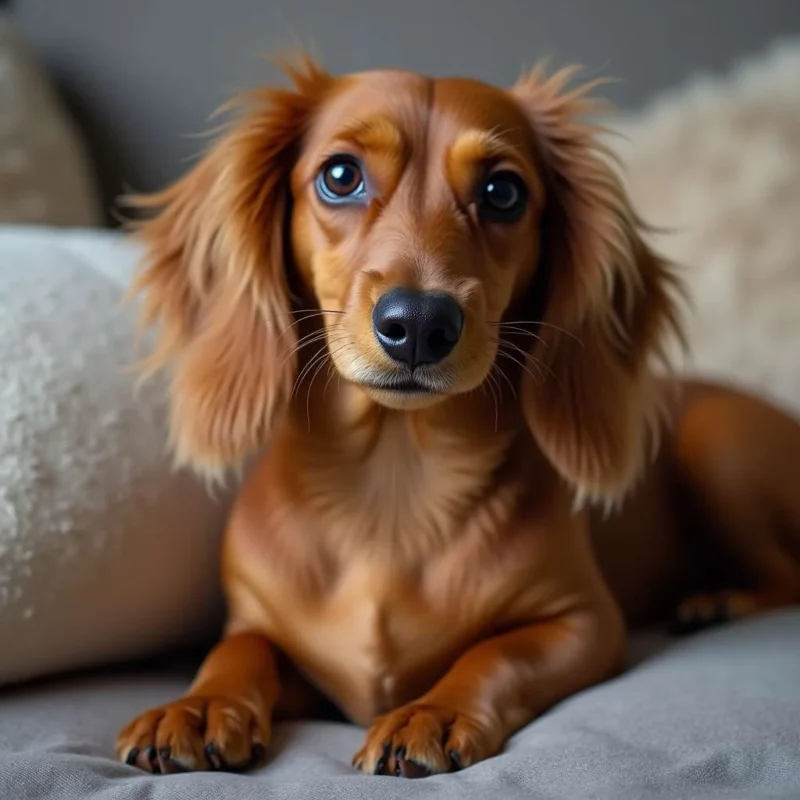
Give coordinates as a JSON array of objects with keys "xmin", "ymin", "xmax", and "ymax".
[{"xmin": 510, "ymin": 67, "xmax": 684, "ymax": 505}]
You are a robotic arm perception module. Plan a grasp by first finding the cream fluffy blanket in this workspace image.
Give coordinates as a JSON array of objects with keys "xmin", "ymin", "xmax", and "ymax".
[{"xmin": 613, "ymin": 38, "xmax": 800, "ymax": 413}]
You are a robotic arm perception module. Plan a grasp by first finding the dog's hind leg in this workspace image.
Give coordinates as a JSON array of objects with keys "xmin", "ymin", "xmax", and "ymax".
[{"xmin": 670, "ymin": 385, "xmax": 800, "ymax": 634}]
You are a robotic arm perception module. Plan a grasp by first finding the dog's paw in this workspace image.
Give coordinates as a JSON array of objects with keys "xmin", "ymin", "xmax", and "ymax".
[
  {"xmin": 672, "ymin": 591, "xmax": 753, "ymax": 634},
  {"xmin": 116, "ymin": 696, "xmax": 269, "ymax": 774},
  {"xmin": 353, "ymin": 702, "xmax": 499, "ymax": 778}
]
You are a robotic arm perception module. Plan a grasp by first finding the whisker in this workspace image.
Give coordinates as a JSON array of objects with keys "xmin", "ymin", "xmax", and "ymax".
[
  {"xmin": 292, "ymin": 323, "xmax": 344, "ymax": 351},
  {"xmin": 495, "ymin": 341, "xmax": 567, "ymax": 396},
  {"xmin": 492, "ymin": 324, "xmax": 548, "ymax": 348},
  {"xmin": 323, "ymin": 360, "xmax": 338, "ymax": 402},
  {"xmin": 489, "ymin": 319, "xmax": 584, "ymax": 347},
  {"xmin": 287, "ymin": 308, "xmax": 346, "ymax": 316},
  {"xmin": 306, "ymin": 358, "xmax": 329, "ymax": 429},
  {"xmin": 321, "ymin": 339, "xmax": 354, "ymax": 403},
  {"xmin": 306, "ymin": 342, "xmax": 346, "ymax": 431},
  {"xmin": 279, "ymin": 309, "xmax": 347, "ymax": 342},
  {"xmin": 278, "ymin": 333, "xmax": 328, "ymax": 373},
  {"xmin": 490, "ymin": 361, "xmax": 517, "ymax": 400},
  {"xmin": 523, "ymin": 320, "xmax": 585, "ymax": 346},
  {"xmin": 291, "ymin": 343, "xmax": 327, "ymax": 400},
  {"xmin": 297, "ymin": 339, "xmax": 343, "ymax": 403},
  {"xmin": 278, "ymin": 326, "xmax": 344, "ymax": 371},
  {"xmin": 496, "ymin": 338, "xmax": 550, "ymax": 384},
  {"xmin": 493, "ymin": 344, "xmax": 543, "ymax": 388},
  {"xmin": 293, "ymin": 338, "xmax": 347, "ymax": 400},
  {"xmin": 489, "ymin": 335, "xmax": 559, "ymax": 386},
  {"xmin": 484, "ymin": 368, "xmax": 500, "ymax": 433},
  {"xmin": 278, "ymin": 311, "xmax": 344, "ymax": 339}
]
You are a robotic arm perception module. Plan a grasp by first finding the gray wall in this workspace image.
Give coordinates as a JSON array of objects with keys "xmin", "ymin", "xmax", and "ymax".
[{"xmin": 11, "ymin": 0, "xmax": 800, "ymax": 219}]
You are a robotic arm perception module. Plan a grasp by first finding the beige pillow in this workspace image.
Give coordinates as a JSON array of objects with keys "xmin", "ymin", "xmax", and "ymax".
[
  {"xmin": 0, "ymin": 15, "xmax": 102, "ymax": 227},
  {"xmin": 0, "ymin": 226, "xmax": 231, "ymax": 686},
  {"xmin": 611, "ymin": 39, "xmax": 800, "ymax": 413}
]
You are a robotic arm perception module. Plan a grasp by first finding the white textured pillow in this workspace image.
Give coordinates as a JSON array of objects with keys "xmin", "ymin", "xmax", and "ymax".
[
  {"xmin": 0, "ymin": 15, "xmax": 102, "ymax": 227},
  {"xmin": 0, "ymin": 226, "xmax": 230, "ymax": 686}
]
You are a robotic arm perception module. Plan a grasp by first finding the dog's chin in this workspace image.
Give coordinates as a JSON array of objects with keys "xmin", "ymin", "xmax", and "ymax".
[
  {"xmin": 331, "ymin": 348, "xmax": 495, "ymax": 411},
  {"xmin": 363, "ymin": 384, "xmax": 447, "ymax": 411}
]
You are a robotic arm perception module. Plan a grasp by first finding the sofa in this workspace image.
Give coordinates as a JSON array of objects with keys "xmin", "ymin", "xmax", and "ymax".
[
  {"xmin": 1, "ymin": 10, "xmax": 800, "ymax": 800},
  {"xmin": 1, "ymin": 608, "xmax": 798, "ymax": 800}
]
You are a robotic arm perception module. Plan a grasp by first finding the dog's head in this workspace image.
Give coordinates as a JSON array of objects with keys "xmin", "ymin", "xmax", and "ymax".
[{"xmin": 131, "ymin": 58, "xmax": 682, "ymax": 503}]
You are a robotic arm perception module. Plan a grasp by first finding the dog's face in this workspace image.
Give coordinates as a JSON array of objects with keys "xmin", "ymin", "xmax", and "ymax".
[
  {"xmin": 289, "ymin": 71, "xmax": 544, "ymax": 409},
  {"xmin": 130, "ymin": 60, "xmax": 681, "ymax": 501}
]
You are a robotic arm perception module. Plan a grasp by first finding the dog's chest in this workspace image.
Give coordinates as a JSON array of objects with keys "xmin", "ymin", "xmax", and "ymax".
[
  {"xmin": 282, "ymin": 556, "xmax": 480, "ymax": 726},
  {"xmin": 307, "ymin": 412, "xmax": 514, "ymax": 552},
  {"xmin": 242, "ymin": 413, "xmax": 524, "ymax": 725}
]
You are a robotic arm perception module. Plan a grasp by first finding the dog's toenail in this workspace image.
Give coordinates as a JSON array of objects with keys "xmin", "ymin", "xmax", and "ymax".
[
  {"xmin": 449, "ymin": 750, "xmax": 463, "ymax": 770},
  {"xmin": 375, "ymin": 742, "xmax": 391, "ymax": 775},
  {"xmin": 251, "ymin": 744, "xmax": 266, "ymax": 764},
  {"xmin": 394, "ymin": 746, "xmax": 407, "ymax": 777},
  {"xmin": 146, "ymin": 746, "xmax": 157, "ymax": 762},
  {"xmin": 125, "ymin": 747, "xmax": 139, "ymax": 765},
  {"xmin": 402, "ymin": 758, "xmax": 432, "ymax": 779},
  {"xmin": 162, "ymin": 757, "xmax": 188, "ymax": 774},
  {"xmin": 205, "ymin": 742, "xmax": 223, "ymax": 769}
]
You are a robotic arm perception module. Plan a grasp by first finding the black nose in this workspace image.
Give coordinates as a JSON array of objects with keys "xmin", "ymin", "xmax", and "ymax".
[{"xmin": 372, "ymin": 288, "xmax": 464, "ymax": 368}]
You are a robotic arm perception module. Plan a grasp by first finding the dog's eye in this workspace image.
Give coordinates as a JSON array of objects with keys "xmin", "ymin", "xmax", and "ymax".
[
  {"xmin": 316, "ymin": 158, "xmax": 367, "ymax": 203},
  {"xmin": 478, "ymin": 171, "xmax": 528, "ymax": 223}
]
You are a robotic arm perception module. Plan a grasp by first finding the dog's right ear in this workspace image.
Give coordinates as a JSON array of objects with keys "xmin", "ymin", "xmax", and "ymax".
[
  {"xmin": 128, "ymin": 58, "xmax": 334, "ymax": 475},
  {"xmin": 510, "ymin": 66, "xmax": 684, "ymax": 506}
]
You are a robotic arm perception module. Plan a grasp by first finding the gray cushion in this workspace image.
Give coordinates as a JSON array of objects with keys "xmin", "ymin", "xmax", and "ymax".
[{"xmin": 1, "ymin": 610, "xmax": 798, "ymax": 799}]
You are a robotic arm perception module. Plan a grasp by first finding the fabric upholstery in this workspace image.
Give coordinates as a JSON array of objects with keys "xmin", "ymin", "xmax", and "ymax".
[
  {"xmin": 0, "ymin": 14, "xmax": 101, "ymax": 226},
  {"xmin": 0, "ymin": 612, "xmax": 798, "ymax": 799}
]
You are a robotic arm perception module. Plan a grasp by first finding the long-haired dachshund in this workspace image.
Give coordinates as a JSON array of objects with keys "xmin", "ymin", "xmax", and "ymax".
[{"xmin": 116, "ymin": 59, "xmax": 800, "ymax": 778}]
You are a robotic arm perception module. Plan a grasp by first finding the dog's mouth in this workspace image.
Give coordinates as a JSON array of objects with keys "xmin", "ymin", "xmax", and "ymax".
[
  {"xmin": 361, "ymin": 377, "xmax": 437, "ymax": 395},
  {"xmin": 353, "ymin": 369, "xmax": 455, "ymax": 408}
]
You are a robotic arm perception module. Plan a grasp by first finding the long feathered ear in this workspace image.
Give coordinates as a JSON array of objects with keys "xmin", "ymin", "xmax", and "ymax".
[
  {"xmin": 127, "ymin": 58, "xmax": 334, "ymax": 475},
  {"xmin": 510, "ymin": 66, "xmax": 685, "ymax": 506}
]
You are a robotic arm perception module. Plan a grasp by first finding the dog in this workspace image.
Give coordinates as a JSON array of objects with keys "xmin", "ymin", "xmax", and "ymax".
[{"xmin": 116, "ymin": 59, "xmax": 800, "ymax": 778}]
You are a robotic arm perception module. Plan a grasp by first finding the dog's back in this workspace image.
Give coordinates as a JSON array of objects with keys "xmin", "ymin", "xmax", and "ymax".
[{"xmin": 594, "ymin": 379, "xmax": 800, "ymax": 629}]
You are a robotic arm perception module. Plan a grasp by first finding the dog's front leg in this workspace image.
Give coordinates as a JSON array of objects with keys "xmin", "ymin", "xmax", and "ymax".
[
  {"xmin": 116, "ymin": 632, "xmax": 278, "ymax": 773},
  {"xmin": 354, "ymin": 604, "xmax": 624, "ymax": 778}
]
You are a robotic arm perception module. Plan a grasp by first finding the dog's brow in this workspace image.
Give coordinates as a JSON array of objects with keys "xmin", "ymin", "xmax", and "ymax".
[
  {"xmin": 332, "ymin": 116, "xmax": 408, "ymax": 161},
  {"xmin": 447, "ymin": 129, "xmax": 544, "ymax": 207},
  {"xmin": 448, "ymin": 129, "xmax": 525, "ymax": 169}
]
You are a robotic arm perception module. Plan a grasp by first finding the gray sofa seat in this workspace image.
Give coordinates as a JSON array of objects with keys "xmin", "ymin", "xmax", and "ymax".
[{"xmin": 1, "ymin": 610, "xmax": 798, "ymax": 799}]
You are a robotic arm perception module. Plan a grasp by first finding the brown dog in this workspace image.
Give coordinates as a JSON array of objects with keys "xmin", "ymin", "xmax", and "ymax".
[{"xmin": 116, "ymin": 59, "xmax": 800, "ymax": 778}]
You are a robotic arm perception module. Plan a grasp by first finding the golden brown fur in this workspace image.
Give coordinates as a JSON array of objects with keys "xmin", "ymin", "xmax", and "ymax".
[{"xmin": 116, "ymin": 59, "xmax": 800, "ymax": 778}]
